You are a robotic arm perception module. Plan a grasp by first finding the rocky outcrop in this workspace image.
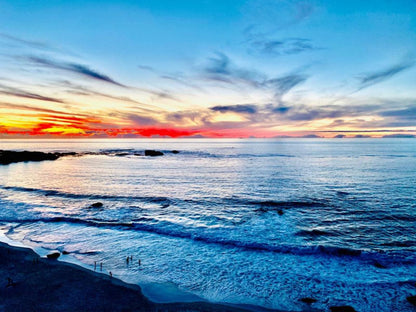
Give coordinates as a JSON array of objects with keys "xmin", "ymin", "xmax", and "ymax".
[
  {"xmin": 330, "ymin": 305, "xmax": 357, "ymax": 312},
  {"xmin": 46, "ymin": 251, "xmax": 61, "ymax": 260},
  {"xmin": 90, "ymin": 202, "xmax": 104, "ymax": 208},
  {"xmin": 407, "ymin": 295, "xmax": 416, "ymax": 306},
  {"xmin": 0, "ymin": 150, "xmax": 75, "ymax": 165},
  {"xmin": 144, "ymin": 150, "xmax": 164, "ymax": 157},
  {"xmin": 300, "ymin": 297, "xmax": 317, "ymax": 304}
]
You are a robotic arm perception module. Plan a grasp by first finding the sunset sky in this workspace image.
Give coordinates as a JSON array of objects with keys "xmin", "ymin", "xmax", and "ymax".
[{"xmin": 0, "ymin": 0, "xmax": 415, "ymax": 138}]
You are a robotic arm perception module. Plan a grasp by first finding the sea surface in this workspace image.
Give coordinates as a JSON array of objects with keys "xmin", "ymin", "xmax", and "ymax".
[{"xmin": 0, "ymin": 138, "xmax": 415, "ymax": 311}]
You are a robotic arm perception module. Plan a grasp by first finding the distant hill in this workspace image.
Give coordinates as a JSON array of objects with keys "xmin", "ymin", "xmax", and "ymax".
[{"xmin": 382, "ymin": 134, "xmax": 415, "ymax": 138}]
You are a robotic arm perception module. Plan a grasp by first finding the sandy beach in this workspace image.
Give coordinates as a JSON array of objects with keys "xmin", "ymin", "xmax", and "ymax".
[{"xmin": 0, "ymin": 241, "xmax": 276, "ymax": 312}]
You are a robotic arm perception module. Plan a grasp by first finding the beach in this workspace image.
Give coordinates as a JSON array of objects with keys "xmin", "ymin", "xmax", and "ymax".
[{"xmin": 0, "ymin": 241, "xmax": 267, "ymax": 312}]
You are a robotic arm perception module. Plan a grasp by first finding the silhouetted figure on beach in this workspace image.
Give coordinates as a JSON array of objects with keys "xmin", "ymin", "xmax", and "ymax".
[
  {"xmin": 138, "ymin": 259, "xmax": 141, "ymax": 266},
  {"xmin": 126, "ymin": 256, "xmax": 129, "ymax": 264},
  {"xmin": 100, "ymin": 262, "xmax": 103, "ymax": 271},
  {"xmin": 109, "ymin": 271, "xmax": 112, "ymax": 278}
]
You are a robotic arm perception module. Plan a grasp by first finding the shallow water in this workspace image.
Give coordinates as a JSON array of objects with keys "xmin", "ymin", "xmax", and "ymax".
[{"xmin": 0, "ymin": 138, "xmax": 415, "ymax": 311}]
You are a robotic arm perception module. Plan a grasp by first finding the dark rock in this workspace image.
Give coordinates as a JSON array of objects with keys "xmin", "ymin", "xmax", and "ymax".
[
  {"xmin": 62, "ymin": 251, "xmax": 70, "ymax": 255},
  {"xmin": 171, "ymin": 150, "xmax": 180, "ymax": 154},
  {"xmin": 336, "ymin": 248, "xmax": 361, "ymax": 256},
  {"xmin": 0, "ymin": 150, "xmax": 60, "ymax": 165},
  {"xmin": 90, "ymin": 202, "xmax": 103, "ymax": 208},
  {"xmin": 144, "ymin": 150, "xmax": 164, "ymax": 157},
  {"xmin": 134, "ymin": 153, "xmax": 143, "ymax": 156},
  {"xmin": 46, "ymin": 252, "xmax": 60, "ymax": 260},
  {"xmin": 330, "ymin": 305, "xmax": 357, "ymax": 312},
  {"xmin": 374, "ymin": 261, "xmax": 387, "ymax": 269},
  {"xmin": 115, "ymin": 153, "xmax": 129, "ymax": 156},
  {"xmin": 277, "ymin": 209, "xmax": 284, "ymax": 215},
  {"xmin": 407, "ymin": 295, "xmax": 416, "ymax": 306},
  {"xmin": 300, "ymin": 297, "xmax": 317, "ymax": 304}
]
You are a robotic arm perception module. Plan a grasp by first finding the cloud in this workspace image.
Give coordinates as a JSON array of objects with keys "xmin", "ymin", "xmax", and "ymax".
[
  {"xmin": 202, "ymin": 52, "xmax": 263, "ymax": 87},
  {"xmin": 160, "ymin": 75, "xmax": 205, "ymax": 92},
  {"xmin": 0, "ymin": 83, "xmax": 64, "ymax": 103},
  {"xmin": 249, "ymin": 37, "xmax": 318, "ymax": 55},
  {"xmin": 380, "ymin": 106, "xmax": 416, "ymax": 119},
  {"xmin": 0, "ymin": 102, "xmax": 89, "ymax": 117},
  {"xmin": 271, "ymin": 103, "xmax": 384, "ymax": 121},
  {"xmin": 27, "ymin": 56, "xmax": 125, "ymax": 87},
  {"xmin": 265, "ymin": 73, "xmax": 308, "ymax": 99},
  {"xmin": 243, "ymin": 0, "xmax": 315, "ymax": 33},
  {"xmin": 210, "ymin": 104, "xmax": 258, "ymax": 114},
  {"xmin": 0, "ymin": 33, "xmax": 51, "ymax": 50},
  {"xmin": 357, "ymin": 59, "xmax": 414, "ymax": 90},
  {"xmin": 126, "ymin": 114, "xmax": 158, "ymax": 126}
]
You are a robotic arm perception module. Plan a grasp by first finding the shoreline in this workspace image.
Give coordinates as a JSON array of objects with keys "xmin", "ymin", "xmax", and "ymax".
[{"xmin": 0, "ymin": 239, "xmax": 283, "ymax": 312}]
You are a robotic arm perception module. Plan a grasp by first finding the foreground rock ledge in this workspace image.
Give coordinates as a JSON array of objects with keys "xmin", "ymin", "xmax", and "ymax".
[{"xmin": 0, "ymin": 242, "xmax": 264, "ymax": 312}]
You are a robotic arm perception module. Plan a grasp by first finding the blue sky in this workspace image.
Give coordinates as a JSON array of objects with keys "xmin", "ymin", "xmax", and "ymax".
[{"xmin": 0, "ymin": 0, "xmax": 415, "ymax": 137}]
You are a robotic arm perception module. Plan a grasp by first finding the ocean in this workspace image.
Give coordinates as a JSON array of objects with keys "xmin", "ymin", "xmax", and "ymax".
[{"xmin": 0, "ymin": 138, "xmax": 415, "ymax": 311}]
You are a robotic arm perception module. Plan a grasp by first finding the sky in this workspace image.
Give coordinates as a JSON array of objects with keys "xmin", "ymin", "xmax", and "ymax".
[{"xmin": 0, "ymin": 0, "xmax": 415, "ymax": 138}]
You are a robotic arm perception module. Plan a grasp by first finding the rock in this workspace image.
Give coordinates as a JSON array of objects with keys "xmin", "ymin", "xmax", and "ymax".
[
  {"xmin": 407, "ymin": 295, "xmax": 416, "ymax": 306},
  {"xmin": 171, "ymin": 150, "xmax": 180, "ymax": 154},
  {"xmin": 300, "ymin": 297, "xmax": 317, "ymax": 304},
  {"xmin": 330, "ymin": 305, "xmax": 357, "ymax": 312},
  {"xmin": 336, "ymin": 248, "xmax": 361, "ymax": 256},
  {"xmin": 46, "ymin": 251, "xmax": 61, "ymax": 260},
  {"xmin": 144, "ymin": 150, "xmax": 164, "ymax": 157},
  {"xmin": 62, "ymin": 251, "xmax": 70, "ymax": 255},
  {"xmin": 90, "ymin": 202, "xmax": 103, "ymax": 208},
  {"xmin": 373, "ymin": 261, "xmax": 387, "ymax": 269},
  {"xmin": 0, "ymin": 150, "xmax": 60, "ymax": 165},
  {"xmin": 277, "ymin": 209, "xmax": 284, "ymax": 215}
]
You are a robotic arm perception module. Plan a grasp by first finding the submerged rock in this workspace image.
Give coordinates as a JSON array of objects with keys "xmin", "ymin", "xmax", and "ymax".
[
  {"xmin": 330, "ymin": 305, "xmax": 357, "ymax": 312},
  {"xmin": 407, "ymin": 295, "xmax": 416, "ymax": 306},
  {"xmin": 46, "ymin": 251, "xmax": 61, "ymax": 260},
  {"xmin": 90, "ymin": 202, "xmax": 103, "ymax": 208},
  {"xmin": 171, "ymin": 150, "xmax": 180, "ymax": 154},
  {"xmin": 144, "ymin": 150, "xmax": 164, "ymax": 157},
  {"xmin": 373, "ymin": 261, "xmax": 387, "ymax": 269},
  {"xmin": 62, "ymin": 251, "xmax": 70, "ymax": 255},
  {"xmin": 335, "ymin": 248, "xmax": 361, "ymax": 256},
  {"xmin": 300, "ymin": 297, "xmax": 317, "ymax": 304}
]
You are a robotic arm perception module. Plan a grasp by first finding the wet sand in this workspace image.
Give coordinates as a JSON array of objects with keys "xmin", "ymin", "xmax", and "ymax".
[{"xmin": 0, "ymin": 242, "xmax": 281, "ymax": 312}]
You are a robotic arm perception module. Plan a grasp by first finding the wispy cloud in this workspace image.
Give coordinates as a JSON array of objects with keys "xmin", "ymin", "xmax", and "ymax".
[
  {"xmin": 0, "ymin": 83, "xmax": 64, "ymax": 103},
  {"xmin": 27, "ymin": 56, "xmax": 126, "ymax": 87},
  {"xmin": 243, "ymin": 0, "xmax": 315, "ymax": 34},
  {"xmin": 0, "ymin": 33, "xmax": 51, "ymax": 50},
  {"xmin": 210, "ymin": 104, "xmax": 258, "ymax": 114},
  {"xmin": 202, "ymin": 52, "xmax": 264, "ymax": 86},
  {"xmin": 125, "ymin": 113, "xmax": 159, "ymax": 126},
  {"xmin": 265, "ymin": 73, "xmax": 308, "ymax": 100},
  {"xmin": 0, "ymin": 102, "xmax": 86, "ymax": 116},
  {"xmin": 249, "ymin": 37, "xmax": 318, "ymax": 56},
  {"xmin": 357, "ymin": 59, "xmax": 414, "ymax": 90}
]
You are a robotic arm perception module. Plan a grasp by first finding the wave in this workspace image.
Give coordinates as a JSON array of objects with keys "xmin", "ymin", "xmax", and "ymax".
[
  {"xmin": 2, "ymin": 215, "xmax": 414, "ymax": 266},
  {"xmin": 1, "ymin": 185, "xmax": 171, "ymax": 204},
  {"xmin": 93, "ymin": 149, "xmax": 297, "ymax": 159},
  {"xmin": 0, "ymin": 185, "xmax": 330, "ymax": 213}
]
